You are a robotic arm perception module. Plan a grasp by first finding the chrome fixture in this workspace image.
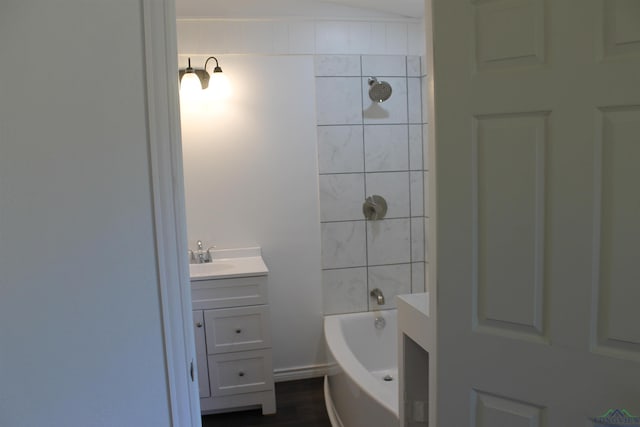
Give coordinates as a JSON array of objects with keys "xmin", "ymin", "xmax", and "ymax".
[
  {"xmin": 196, "ymin": 240, "xmax": 208, "ymax": 264},
  {"xmin": 374, "ymin": 316, "xmax": 386, "ymax": 329},
  {"xmin": 370, "ymin": 288, "xmax": 385, "ymax": 305},
  {"xmin": 368, "ymin": 77, "xmax": 392, "ymax": 103},
  {"xmin": 189, "ymin": 240, "xmax": 216, "ymax": 264},
  {"xmin": 179, "ymin": 56, "xmax": 231, "ymax": 100},
  {"xmin": 363, "ymin": 195, "xmax": 388, "ymax": 220}
]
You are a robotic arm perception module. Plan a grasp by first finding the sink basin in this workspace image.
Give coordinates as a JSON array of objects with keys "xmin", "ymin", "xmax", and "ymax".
[
  {"xmin": 188, "ymin": 248, "xmax": 269, "ymax": 281},
  {"xmin": 189, "ymin": 262, "xmax": 235, "ymax": 279},
  {"xmin": 190, "ymin": 262, "xmax": 234, "ymax": 275},
  {"xmin": 210, "ymin": 262, "xmax": 234, "ymax": 271}
]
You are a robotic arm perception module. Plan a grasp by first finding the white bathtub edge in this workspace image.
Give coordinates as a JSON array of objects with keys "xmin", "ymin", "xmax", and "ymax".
[{"xmin": 324, "ymin": 375, "xmax": 344, "ymax": 427}]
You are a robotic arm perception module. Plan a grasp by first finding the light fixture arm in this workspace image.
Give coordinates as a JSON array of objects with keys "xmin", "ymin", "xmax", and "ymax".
[
  {"xmin": 186, "ymin": 57, "xmax": 194, "ymax": 73},
  {"xmin": 204, "ymin": 56, "xmax": 223, "ymax": 73}
]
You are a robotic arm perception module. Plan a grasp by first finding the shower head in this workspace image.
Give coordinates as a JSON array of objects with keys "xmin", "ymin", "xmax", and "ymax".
[{"xmin": 368, "ymin": 77, "xmax": 392, "ymax": 103}]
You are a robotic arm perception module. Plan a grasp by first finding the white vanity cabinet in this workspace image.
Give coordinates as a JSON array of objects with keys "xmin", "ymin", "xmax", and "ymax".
[{"xmin": 192, "ymin": 273, "xmax": 276, "ymax": 415}]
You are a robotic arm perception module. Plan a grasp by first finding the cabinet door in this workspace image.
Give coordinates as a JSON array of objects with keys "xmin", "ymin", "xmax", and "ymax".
[
  {"xmin": 204, "ymin": 305, "xmax": 272, "ymax": 354},
  {"xmin": 193, "ymin": 310, "xmax": 210, "ymax": 398},
  {"xmin": 208, "ymin": 349, "xmax": 274, "ymax": 397}
]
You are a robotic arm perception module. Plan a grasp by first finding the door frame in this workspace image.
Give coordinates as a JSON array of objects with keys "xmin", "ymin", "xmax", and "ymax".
[{"xmin": 142, "ymin": 1, "xmax": 201, "ymax": 425}]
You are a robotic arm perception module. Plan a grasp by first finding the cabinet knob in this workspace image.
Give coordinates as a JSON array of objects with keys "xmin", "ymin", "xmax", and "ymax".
[
  {"xmin": 196, "ymin": 322, "xmax": 203, "ymax": 328},
  {"xmin": 238, "ymin": 371, "xmax": 245, "ymax": 377},
  {"xmin": 235, "ymin": 328, "xmax": 242, "ymax": 334}
]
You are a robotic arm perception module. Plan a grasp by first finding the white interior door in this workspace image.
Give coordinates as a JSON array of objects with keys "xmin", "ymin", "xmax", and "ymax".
[{"xmin": 434, "ymin": 0, "xmax": 640, "ymax": 425}]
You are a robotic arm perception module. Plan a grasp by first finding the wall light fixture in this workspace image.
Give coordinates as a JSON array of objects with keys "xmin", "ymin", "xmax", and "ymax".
[{"xmin": 179, "ymin": 56, "xmax": 231, "ymax": 101}]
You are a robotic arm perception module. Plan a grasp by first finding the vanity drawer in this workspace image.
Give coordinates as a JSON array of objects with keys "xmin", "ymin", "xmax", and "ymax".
[
  {"xmin": 204, "ymin": 306, "xmax": 272, "ymax": 354},
  {"xmin": 191, "ymin": 275, "xmax": 268, "ymax": 309},
  {"xmin": 208, "ymin": 349, "xmax": 274, "ymax": 397}
]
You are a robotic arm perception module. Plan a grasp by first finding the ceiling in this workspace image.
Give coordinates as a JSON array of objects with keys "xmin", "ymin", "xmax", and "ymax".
[{"xmin": 175, "ymin": 0, "xmax": 424, "ymax": 20}]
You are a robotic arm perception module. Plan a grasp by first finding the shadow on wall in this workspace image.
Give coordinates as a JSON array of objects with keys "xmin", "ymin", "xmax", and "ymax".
[{"xmin": 364, "ymin": 102, "xmax": 391, "ymax": 119}]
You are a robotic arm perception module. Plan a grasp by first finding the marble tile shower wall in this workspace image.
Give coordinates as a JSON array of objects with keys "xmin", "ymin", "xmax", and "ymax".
[{"xmin": 315, "ymin": 55, "xmax": 428, "ymax": 314}]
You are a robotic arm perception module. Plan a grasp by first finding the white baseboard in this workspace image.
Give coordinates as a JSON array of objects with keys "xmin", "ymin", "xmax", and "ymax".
[{"xmin": 273, "ymin": 363, "xmax": 331, "ymax": 382}]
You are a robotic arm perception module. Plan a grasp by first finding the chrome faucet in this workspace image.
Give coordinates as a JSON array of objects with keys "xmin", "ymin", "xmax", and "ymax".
[
  {"xmin": 189, "ymin": 240, "xmax": 212, "ymax": 264},
  {"xmin": 196, "ymin": 240, "xmax": 206, "ymax": 263},
  {"xmin": 370, "ymin": 288, "xmax": 385, "ymax": 305}
]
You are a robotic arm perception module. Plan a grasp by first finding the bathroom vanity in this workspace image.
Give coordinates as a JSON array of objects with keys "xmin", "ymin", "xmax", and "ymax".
[{"xmin": 190, "ymin": 248, "xmax": 276, "ymax": 415}]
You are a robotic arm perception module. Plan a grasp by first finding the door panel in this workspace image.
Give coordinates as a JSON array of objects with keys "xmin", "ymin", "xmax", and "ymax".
[
  {"xmin": 593, "ymin": 106, "xmax": 640, "ymax": 360},
  {"xmin": 598, "ymin": 0, "xmax": 640, "ymax": 59},
  {"xmin": 472, "ymin": 0, "xmax": 546, "ymax": 71},
  {"xmin": 434, "ymin": 0, "xmax": 640, "ymax": 425},
  {"xmin": 471, "ymin": 390, "xmax": 544, "ymax": 427},
  {"xmin": 472, "ymin": 112, "xmax": 548, "ymax": 342}
]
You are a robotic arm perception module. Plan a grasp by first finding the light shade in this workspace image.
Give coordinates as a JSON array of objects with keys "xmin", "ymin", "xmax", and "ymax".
[
  {"xmin": 179, "ymin": 72, "xmax": 203, "ymax": 103},
  {"xmin": 207, "ymin": 71, "xmax": 231, "ymax": 100}
]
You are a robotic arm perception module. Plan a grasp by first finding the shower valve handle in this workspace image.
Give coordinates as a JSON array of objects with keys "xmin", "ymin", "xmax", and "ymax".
[{"xmin": 363, "ymin": 195, "xmax": 388, "ymax": 220}]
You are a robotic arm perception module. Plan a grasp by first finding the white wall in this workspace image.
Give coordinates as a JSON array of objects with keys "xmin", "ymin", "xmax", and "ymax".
[
  {"xmin": 176, "ymin": 0, "xmax": 420, "ymax": 19},
  {"xmin": 180, "ymin": 55, "xmax": 326, "ymax": 373},
  {"xmin": 0, "ymin": 2, "xmax": 172, "ymax": 426},
  {"xmin": 176, "ymin": 17, "xmax": 425, "ymax": 57}
]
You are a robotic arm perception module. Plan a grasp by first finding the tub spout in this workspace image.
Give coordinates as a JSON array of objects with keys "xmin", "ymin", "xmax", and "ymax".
[{"xmin": 370, "ymin": 288, "xmax": 385, "ymax": 305}]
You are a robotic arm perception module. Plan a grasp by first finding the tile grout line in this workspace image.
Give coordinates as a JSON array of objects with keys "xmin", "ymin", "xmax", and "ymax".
[
  {"xmin": 322, "ymin": 261, "xmax": 414, "ymax": 271},
  {"xmin": 318, "ymin": 122, "xmax": 423, "ymax": 127},
  {"xmin": 321, "ymin": 216, "xmax": 418, "ymax": 224},
  {"xmin": 419, "ymin": 61, "xmax": 427, "ymax": 293},
  {"xmin": 421, "ymin": 65, "xmax": 429, "ymax": 293},
  {"xmin": 360, "ymin": 54, "xmax": 371, "ymax": 313},
  {"xmin": 406, "ymin": 55, "xmax": 415, "ymax": 294},
  {"xmin": 319, "ymin": 169, "xmax": 424, "ymax": 176}
]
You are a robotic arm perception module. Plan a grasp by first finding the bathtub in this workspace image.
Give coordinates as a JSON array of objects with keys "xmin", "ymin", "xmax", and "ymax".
[{"xmin": 323, "ymin": 310, "xmax": 399, "ymax": 427}]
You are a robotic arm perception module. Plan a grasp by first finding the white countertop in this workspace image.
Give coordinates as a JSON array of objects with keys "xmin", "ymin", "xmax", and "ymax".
[
  {"xmin": 397, "ymin": 292, "xmax": 430, "ymax": 351},
  {"xmin": 397, "ymin": 292, "xmax": 429, "ymax": 316},
  {"xmin": 189, "ymin": 247, "xmax": 269, "ymax": 281}
]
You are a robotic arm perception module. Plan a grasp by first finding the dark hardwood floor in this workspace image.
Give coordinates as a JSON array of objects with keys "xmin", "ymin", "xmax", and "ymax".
[{"xmin": 201, "ymin": 377, "xmax": 332, "ymax": 427}]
